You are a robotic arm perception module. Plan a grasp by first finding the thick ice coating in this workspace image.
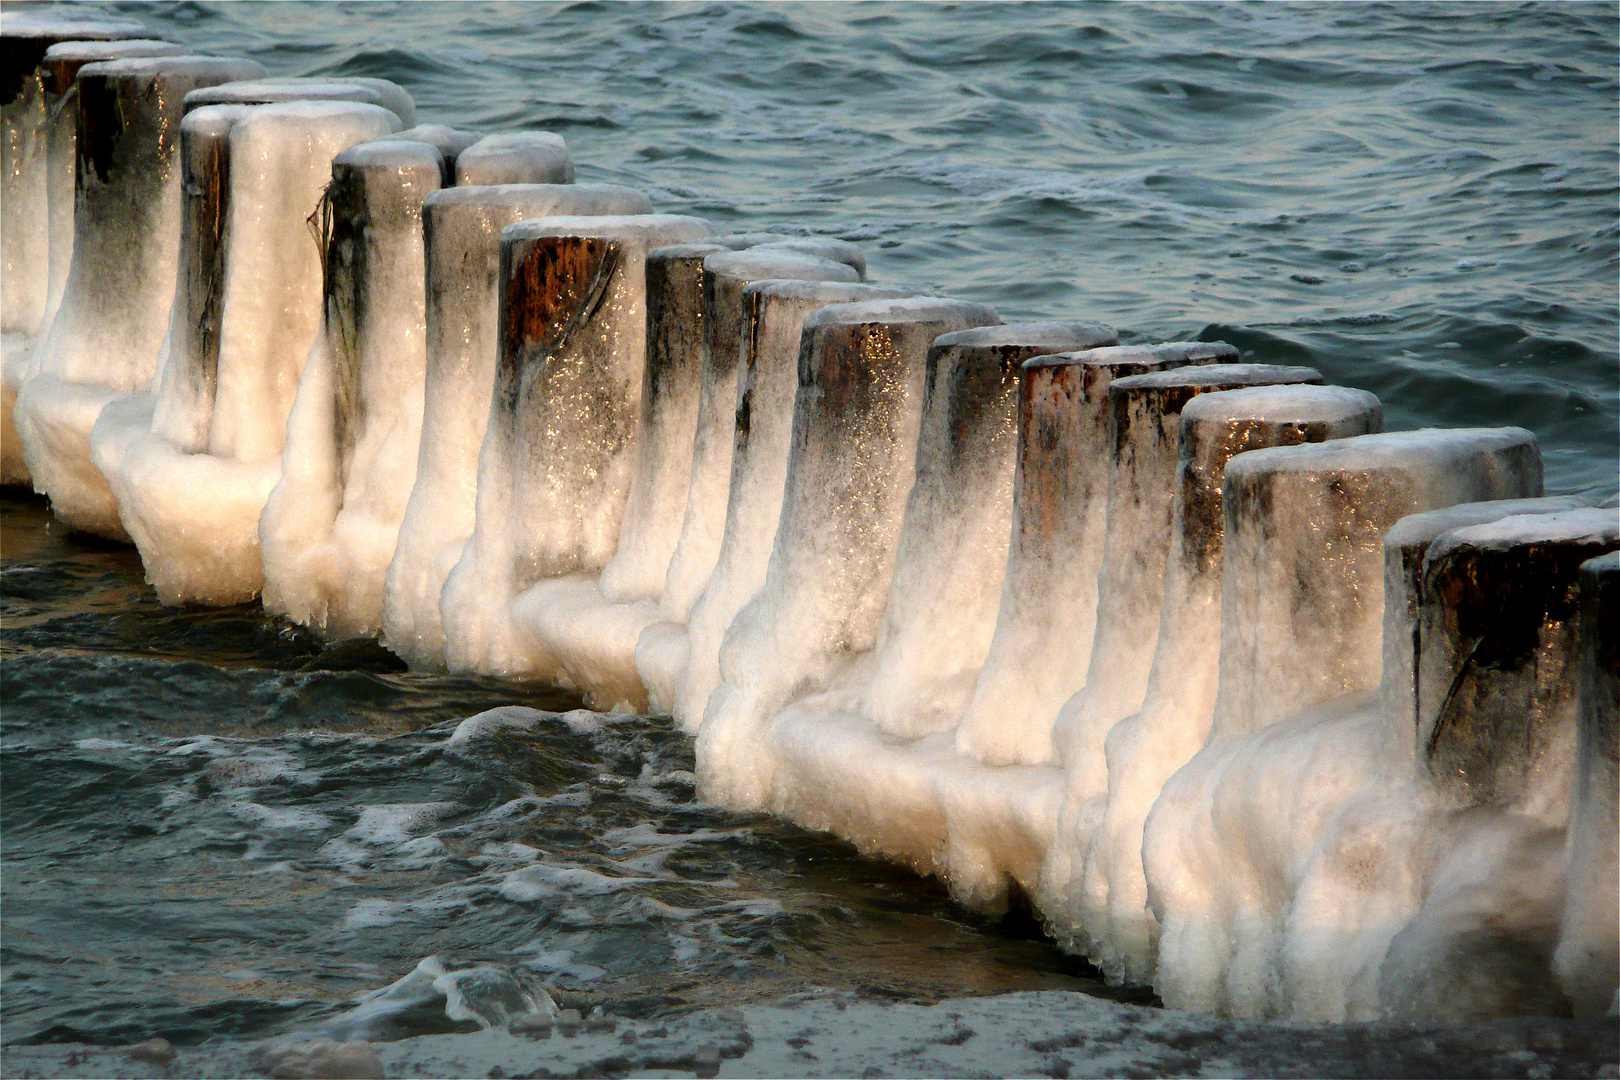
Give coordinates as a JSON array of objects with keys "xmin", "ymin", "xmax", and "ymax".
[
  {"xmin": 694, "ymin": 295, "xmax": 1000, "ymax": 809},
  {"xmin": 664, "ymin": 279, "xmax": 925, "ymax": 728},
  {"xmin": 260, "ymin": 130, "xmax": 585, "ymax": 639},
  {"xmin": 516, "ymin": 243, "xmax": 866, "ymax": 711},
  {"xmin": 859, "ymin": 322, "xmax": 1122, "ymax": 740},
  {"xmin": 1417, "ymin": 507, "xmax": 1619, "ymax": 809},
  {"xmin": 183, "ymin": 76, "xmax": 416, "ymax": 126},
  {"xmin": 454, "ymin": 132, "xmax": 574, "ymax": 185},
  {"xmin": 1137, "ymin": 427, "xmax": 1545, "ymax": 1020},
  {"xmin": 87, "ymin": 100, "xmax": 400, "ymax": 603},
  {"xmin": 440, "ymin": 213, "xmax": 714, "ymax": 677},
  {"xmin": 390, "ymin": 125, "xmax": 482, "ymax": 184},
  {"xmin": 1, "ymin": 37, "xmax": 184, "ymax": 487},
  {"xmin": 13, "ymin": 55, "xmax": 267, "ymax": 536},
  {"xmin": 1555, "ymin": 550, "xmax": 1619, "ymax": 1019},
  {"xmin": 954, "ymin": 342, "xmax": 1238, "ymax": 767},
  {"xmin": 1052, "ymin": 363, "xmax": 1327, "ymax": 793},
  {"xmin": 380, "ymin": 184, "xmax": 653, "ymax": 669},
  {"xmin": 1041, "ymin": 384, "xmax": 1384, "ymax": 987},
  {"xmin": 1, "ymin": 11, "xmax": 146, "ymax": 337}
]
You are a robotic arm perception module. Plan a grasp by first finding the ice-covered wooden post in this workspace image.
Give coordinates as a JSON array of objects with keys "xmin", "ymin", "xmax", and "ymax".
[
  {"xmin": 1054, "ymin": 363, "xmax": 1328, "ymax": 792},
  {"xmin": 439, "ymin": 214, "xmax": 713, "ymax": 678},
  {"xmin": 1555, "ymin": 549, "xmax": 1620, "ymax": 1019},
  {"xmin": 1209, "ymin": 428, "xmax": 1544, "ymax": 742},
  {"xmin": 954, "ymin": 342, "xmax": 1236, "ymax": 766},
  {"xmin": 1053, "ymin": 383, "xmax": 1383, "ymax": 985},
  {"xmin": 696, "ymin": 296, "xmax": 1000, "ymax": 809},
  {"xmin": 664, "ymin": 278, "xmax": 922, "ymax": 729},
  {"xmin": 259, "ymin": 128, "xmax": 575, "ymax": 639},
  {"xmin": 453, "ymin": 132, "xmax": 574, "ymax": 185},
  {"xmin": 13, "ymin": 55, "xmax": 266, "ymax": 536},
  {"xmin": 1417, "ymin": 507, "xmax": 1619, "ymax": 808},
  {"xmin": 1, "ymin": 35, "xmax": 183, "ymax": 487},
  {"xmin": 380, "ymin": 184, "xmax": 652, "ymax": 669},
  {"xmin": 862, "ymin": 322, "xmax": 1119, "ymax": 738},
  {"xmin": 516, "ymin": 242, "xmax": 865, "ymax": 710},
  {"xmin": 1, "ymin": 12, "xmax": 145, "ymax": 344},
  {"xmin": 85, "ymin": 101, "xmax": 401, "ymax": 603}
]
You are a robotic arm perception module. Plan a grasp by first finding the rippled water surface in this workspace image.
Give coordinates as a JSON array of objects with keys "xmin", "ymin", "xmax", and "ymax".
[{"xmin": 3, "ymin": 0, "xmax": 1617, "ymax": 1050}]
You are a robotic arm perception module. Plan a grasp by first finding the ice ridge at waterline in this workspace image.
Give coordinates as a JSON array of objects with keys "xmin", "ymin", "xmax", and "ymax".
[{"xmin": 1, "ymin": 19, "xmax": 1616, "ymax": 1030}]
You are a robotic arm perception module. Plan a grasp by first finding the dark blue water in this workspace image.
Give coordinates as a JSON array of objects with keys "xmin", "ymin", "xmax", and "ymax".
[{"xmin": 3, "ymin": 0, "xmax": 1616, "ymax": 1052}]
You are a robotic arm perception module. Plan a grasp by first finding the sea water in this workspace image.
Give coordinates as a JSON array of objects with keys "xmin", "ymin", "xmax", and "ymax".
[{"xmin": 2, "ymin": 0, "xmax": 1615, "ymax": 1053}]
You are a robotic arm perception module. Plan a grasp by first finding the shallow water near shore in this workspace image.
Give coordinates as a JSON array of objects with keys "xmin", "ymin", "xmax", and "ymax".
[
  {"xmin": 2, "ymin": 493, "xmax": 1137, "ymax": 1047},
  {"xmin": 3, "ymin": 0, "xmax": 1618, "ymax": 1063}
]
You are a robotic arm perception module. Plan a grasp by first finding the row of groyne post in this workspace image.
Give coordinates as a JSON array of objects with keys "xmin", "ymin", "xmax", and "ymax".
[{"xmin": 2, "ymin": 12, "xmax": 1615, "ymax": 1025}]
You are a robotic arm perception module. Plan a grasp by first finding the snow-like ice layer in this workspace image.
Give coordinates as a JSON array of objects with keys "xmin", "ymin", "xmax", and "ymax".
[
  {"xmin": 0, "ymin": 38, "xmax": 184, "ymax": 487},
  {"xmin": 1052, "ymin": 364, "xmax": 1326, "ymax": 792},
  {"xmin": 954, "ymin": 342, "xmax": 1238, "ymax": 767},
  {"xmin": 1041, "ymin": 384, "xmax": 1384, "ymax": 986},
  {"xmin": 391, "ymin": 124, "xmax": 481, "ymax": 183},
  {"xmin": 1418, "ymin": 507, "xmax": 1619, "ymax": 809},
  {"xmin": 380, "ymin": 184, "xmax": 653, "ymax": 669},
  {"xmin": 694, "ymin": 296, "xmax": 1000, "ymax": 809},
  {"xmin": 185, "ymin": 75, "xmax": 416, "ymax": 127},
  {"xmin": 520, "ymin": 245, "xmax": 864, "ymax": 710},
  {"xmin": 259, "ymin": 129, "xmax": 574, "ymax": 639},
  {"xmin": 662, "ymin": 280, "xmax": 923, "ymax": 728},
  {"xmin": 12, "ymin": 55, "xmax": 266, "ymax": 537},
  {"xmin": 454, "ymin": 132, "xmax": 574, "ymax": 185},
  {"xmin": 439, "ymin": 213, "xmax": 714, "ymax": 678},
  {"xmin": 1138, "ymin": 428, "xmax": 1548, "ymax": 1020},
  {"xmin": 1555, "ymin": 550, "xmax": 1619, "ymax": 1018},
  {"xmin": 87, "ymin": 101, "xmax": 400, "ymax": 603}
]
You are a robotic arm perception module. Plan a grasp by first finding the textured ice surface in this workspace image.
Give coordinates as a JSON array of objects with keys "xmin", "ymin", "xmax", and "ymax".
[
  {"xmin": 260, "ymin": 129, "xmax": 579, "ymax": 639},
  {"xmin": 0, "ymin": 37, "xmax": 184, "ymax": 487},
  {"xmin": 453, "ymin": 131, "xmax": 574, "ymax": 185},
  {"xmin": 441, "ymin": 214, "xmax": 713, "ymax": 678},
  {"xmin": 1138, "ymin": 427, "xmax": 1548, "ymax": 1020},
  {"xmin": 381, "ymin": 184, "xmax": 652, "ymax": 670},
  {"xmin": 1043, "ymin": 384, "xmax": 1384, "ymax": 986},
  {"xmin": 88, "ymin": 101, "xmax": 400, "ymax": 603},
  {"xmin": 660, "ymin": 279, "xmax": 923, "ymax": 728},
  {"xmin": 955, "ymin": 342, "xmax": 1238, "ymax": 767},
  {"xmin": 695, "ymin": 296, "xmax": 1000, "ymax": 809},
  {"xmin": 1052, "ymin": 363, "xmax": 1326, "ymax": 793},
  {"xmin": 13, "ymin": 55, "xmax": 266, "ymax": 537},
  {"xmin": 1555, "ymin": 550, "xmax": 1619, "ymax": 1019},
  {"xmin": 518, "ymin": 243, "xmax": 864, "ymax": 711},
  {"xmin": 183, "ymin": 76, "xmax": 416, "ymax": 125}
]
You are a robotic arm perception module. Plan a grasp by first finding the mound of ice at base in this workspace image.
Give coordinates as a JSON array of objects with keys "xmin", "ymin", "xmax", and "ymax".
[
  {"xmin": 0, "ymin": 37, "xmax": 186, "ymax": 488},
  {"xmin": 439, "ymin": 213, "xmax": 714, "ymax": 679},
  {"xmin": 517, "ymin": 243, "xmax": 867, "ymax": 712},
  {"xmin": 258, "ymin": 129, "xmax": 576, "ymax": 639},
  {"xmin": 380, "ymin": 185, "xmax": 652, "ymax": 671},
  {"xmin": 12, "ymin": 55, "xmax": 266, "ymax": 536},
  {"xmin": 88, "ymin": 101, "xmax": 400, "ymax": 603}
]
